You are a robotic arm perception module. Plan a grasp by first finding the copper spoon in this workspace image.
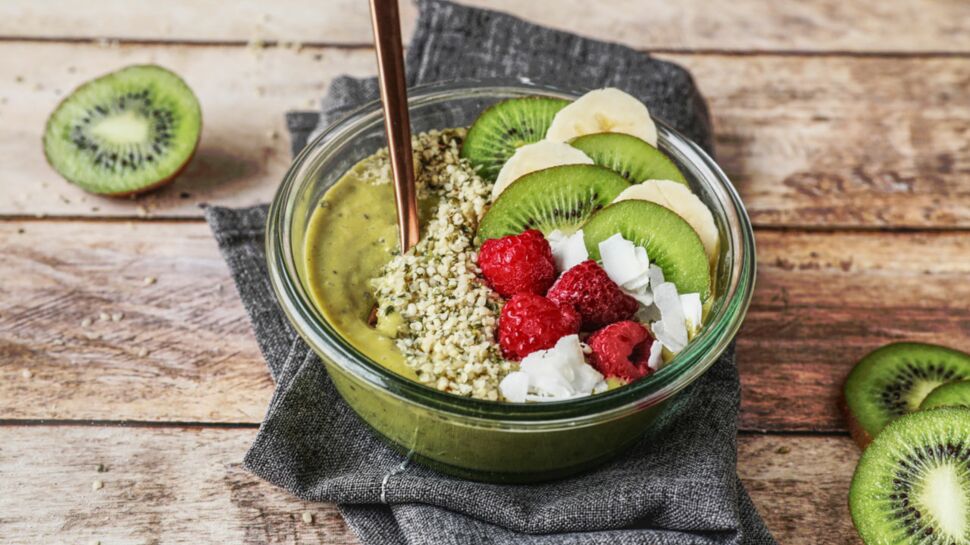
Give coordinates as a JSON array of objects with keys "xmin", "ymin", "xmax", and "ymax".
[
  {"xmin": 370, "ymin": 0, "xmax": 420, "ymax": 252},
  {"xmin": 368, "ymin": 0, "xmax": 418, "ymax": 325}
]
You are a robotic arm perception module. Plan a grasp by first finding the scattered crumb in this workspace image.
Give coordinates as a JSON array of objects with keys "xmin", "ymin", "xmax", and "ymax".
[
  {"xmin": 17, "ymin": 227, "xmax": 25, "ymax": 234},
  {"xmin": 179, "ymin": 191, "xmax": 192, "ymax": 199},
  {"xmin": 91, "ymin": 206, "xmax": 100, "ymax": 212},
  {"xmin": 313, "ymin": 53, "xmax": 323, "ymax": 61},
  {"xmin": 81, "ymin": 318, "xmax": 93, "ymax": 328},
  {"xmin": 111, "ymin": 312, "xmax": 124, "ymax": 322},
  {"xmin": 301, "ymin": 512, "xmax": 313, "ymax": 524},
  {"xmin": 92, "ymin": 480, "xmax": 104, "ymax": 491},
  {"xmin": 15, "ymin": 75, "xmax": 23, "ymax": 83},
  {"xmin": 99, "ymin": 312, "xmax": 110, "ymax": 321},
  {"xmin": 268, "ymin": 129, "xmax": 279, "ymax": 140},
  {"xmin": 137, "ymin": 347, "xmax": 150, "ymax": 358},
  {"xmin": 136, "ymin": 205, "xmax": 150, "ymax": 217},
  {"xmin": 143, "ymin": 276, "xmax": 157, "ymax": 286},
  {"xmin": 776, "ymin": 446, "xmax": 791, "ymax": 455},
  {"xmin": 58, "ymin": 194, "xmax": 70, "ymax": 204},
  {"xmin": 96, "ymin": 463, "xmax": 107, "ymax": 472},
  {"xmin": 21, "ymin": 369, "xmax": 32, "ymax": 379}
]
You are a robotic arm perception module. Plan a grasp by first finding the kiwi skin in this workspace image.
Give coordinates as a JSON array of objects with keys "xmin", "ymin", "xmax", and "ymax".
[{"xmin": 42, "ymin": 64, "xmax": 202, "ymax": 197}]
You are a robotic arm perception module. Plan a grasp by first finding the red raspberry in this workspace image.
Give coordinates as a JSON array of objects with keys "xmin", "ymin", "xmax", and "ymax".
[
  {"xmin": 498, "ymin": 293, "xmax": 581, "ymax": 360},
  {"xmin": 478, "ymin": 229, "xmax": 557, "ymax": 298},
  {"xmin": 587, "ymin": 321, "xmax": 655, "ymax": 382},
  {"xmin": 547, "ymin": 260, "xmax": 638, "ymax": 330}
]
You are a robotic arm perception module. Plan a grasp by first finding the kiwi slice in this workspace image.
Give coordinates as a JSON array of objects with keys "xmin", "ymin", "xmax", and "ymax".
[
  {"xmin": 461, "ymin": 96, "xmax": 569, "ymax": 181},
  {"xmin": 849, "ymin": 407, "xmax": 970, "ymax": 545},
  {"xmin": 921, "ymin": 381, "xmax": 970, "ymax": 410},
  {"xmin": 569, "ymin": 132, "xmax": 687, "ymax": 185},
  {"xmin": 43, "ymin": 64, "xmax": 202, "ymax": 196},
  {"xmin": 843, "ymin": 342, "xmax": 970, "ymax": 448},
  {"xmin": 581, "ymin": 200, "xmax": 710, "ymax": 298},
  {"xmin": 476, "ymin": 164, "xmax": 629, "ymax": 242}
]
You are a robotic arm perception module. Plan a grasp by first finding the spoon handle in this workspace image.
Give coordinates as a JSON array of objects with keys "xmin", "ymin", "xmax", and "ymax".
[{"xmin": 369, "ymin": 0, "xmax": 420, "ymax": 252}]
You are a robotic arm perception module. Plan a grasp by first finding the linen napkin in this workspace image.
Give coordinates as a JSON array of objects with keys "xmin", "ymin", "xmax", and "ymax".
[{"xmin": 205, "ymin": 1, "xmax": 774, "ymax": 543}]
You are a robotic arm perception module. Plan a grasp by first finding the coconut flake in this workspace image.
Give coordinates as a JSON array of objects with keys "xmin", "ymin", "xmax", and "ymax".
[
  {"xmin": 647, "ymin": 340, "xmax": 664, "ymax": 371},
  {"xmin": 498, "ymin": 371, "xmax": 530, "ymax": 403},
  {"xmin": 599, "ymin": 234, "xmax": 646, "ymax": 287},
  {"xmin": 680, "ymin": 292, "xmax": 703, "ymax": 333},
  {"xmin": 652, "ymin": 282, "xmax": 689, "ymax": 352},
  {"xmin": 547, "ymin": 229, "xmax": 588, "ymax": 272},
  {"xmin": 505, "ymin": 334, "xmax": 607, "ymax": 402},
  {"xmin": 647, "ymin": 264, "xmax": 665, "ymax": 289}
]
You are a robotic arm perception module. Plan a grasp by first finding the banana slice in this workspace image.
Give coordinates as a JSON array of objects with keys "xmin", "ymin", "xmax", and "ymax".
[
  {"xmin": 546, "ymin": 88, "xmax": 657, "ymax": 146},
  {"xmin": 613, "ymin": 179, "xmax": 719, "ymax": 263},
  {"xmin": 491, "ymin": 140, "xmax": 593, "ymax": 200}
]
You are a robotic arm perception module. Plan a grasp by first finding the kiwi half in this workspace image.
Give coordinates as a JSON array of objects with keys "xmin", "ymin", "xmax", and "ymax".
[
  {"xmin": 843, "ymin": 342, "xmax": 970, "ymax": 448},
  {"xmin": 43, "ymin": 64, "xmax": 202, "ymax": 196},
  {"xmin": 581, "ymin": 200, "xmax": 711, "ymax": 299},
  {"xmin": 921, "ymin": 381, "xmax": 970, "ymax": 410},
  {"xmin": 476, "ymin": 164, "xmax": 629, "ymax": 242},
  {"xmin": 849, "ymin": 407, "xmax": 970, "ymax": 545},
  {"xmin": 461, "ymin": 96, "xmax": 569, "ymax": 181},
  {"xmin": 569, "ymin": 132, "xmax": 687, "ymax": 185}
]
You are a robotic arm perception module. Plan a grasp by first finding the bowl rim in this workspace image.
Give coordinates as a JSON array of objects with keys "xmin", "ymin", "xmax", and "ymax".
[{"xmin": 266, "ymin": 78, "xmax": 756, "ymax": 423}]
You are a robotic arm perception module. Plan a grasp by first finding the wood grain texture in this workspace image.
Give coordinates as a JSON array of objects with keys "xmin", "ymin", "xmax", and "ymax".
[
  {"xmin": 0, "ymin": 426, "xmax": 861, "ymax": 545},
  {"xmin": 1, "ymin": 42, "xmax": 968, "ymax": 228},
  {"xmin": 3, "ymin": 221, "xmax": 967, "ymax": 430},
  {"xmin": 0, "ymin": 0, "xmax": 967, "ymax": 54}
]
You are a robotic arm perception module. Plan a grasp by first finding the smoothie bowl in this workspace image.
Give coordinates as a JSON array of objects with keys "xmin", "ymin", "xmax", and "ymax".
[{"xmin": 266, "ymin": 80, "xmax": 755, "ymax": 482}]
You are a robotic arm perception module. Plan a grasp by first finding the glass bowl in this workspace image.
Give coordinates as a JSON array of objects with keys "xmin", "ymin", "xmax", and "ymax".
[{"xmin": 266, "ymin": 79, "xmax": 756, "ymax": 483}]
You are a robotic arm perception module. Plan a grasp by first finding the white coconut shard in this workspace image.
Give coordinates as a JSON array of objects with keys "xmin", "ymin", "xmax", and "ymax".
[
  {"xmin": 547, "ymin": 229, "xmax": 589, "ymax": 273},
  {"xmin": 680, "ymin": 292, "xmax": 703, "ymax": 333},
  {"xmin": 498, "ymin": 371, "xmax": 530, "ymax": 403},
  {"xmin": 500, "ymin": 334, "xmax": 607, "ymax": 402},
  {"xmin": 647, "ymin": 340, "xmax": 664, "ymax": 371},
  {"xmin": 652, "ymin": 282, "xmax": 689, "ymax": 352}
]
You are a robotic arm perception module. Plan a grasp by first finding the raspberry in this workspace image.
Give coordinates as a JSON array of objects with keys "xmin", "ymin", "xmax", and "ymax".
[
  {"xmin": 498, "ymin": 293, "xmax": 581, "ymax": 360},
  {"xmin": 587, "ymin": 321, "xmax": 655, "ymax": 382},
  {"xmin": 478, "ymin": 229, "xmax": 557, "ymax": 298},
  {"xmin": 547, "ymin": 260, "xmax": 638, "ymax": 330}
]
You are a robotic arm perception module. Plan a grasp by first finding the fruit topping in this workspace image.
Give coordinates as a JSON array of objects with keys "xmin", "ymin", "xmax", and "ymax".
[
  {"xmin": 476, "ymin": 164, "xmax": 629, "ymax": 242},
  {"xmin": 547, "ymin": 260, "xmax": 638, "ymax": 330},
  {"xmin": 920, "ymin": 380, "xmax": 970, "ymax": 410},
  {"xmin": 587, "ymin": 321, "xmax": 657, "ymax": 382},
  {"xmin": 43, "ymin": 65, "xmax": 202, "ymax": 196},
  {"xmin": 461, "ymin": 96, "xmax": 569, "ymax": 181},
  {"xmin": 570, "ymin": 132, "xmax": 686, "ymax": 185},
  {"xmin": 492, "ymin": 140, "xmax": 593, "ymax": 200},
  {"xmin": 598, "ymin": 232, "xmax": 652, "ymax": 305},
  {"xmin": 498, "ymin": 293, "xmax": 581, "ymax": 360},
  {"xmin": 546, "ymin": 229, "xmax": 589, "ymax": 272},
  {"xmin": 478, "ymin": 229, "xmax": 557, "ymax": 298},
  {"xmin": 546, "ymin": 88, "xmax": 658, "ymax": 146},
  {"xmin": 614, "ymin": 179, "xmax": 720, "ymax": 263},
  {"xmin": 499, "ymin": 334, "xmax": 606, "ymax": 402},
  {"xmin": 582, "ymin": 200, "xmax": 711, "ymax": 299}
]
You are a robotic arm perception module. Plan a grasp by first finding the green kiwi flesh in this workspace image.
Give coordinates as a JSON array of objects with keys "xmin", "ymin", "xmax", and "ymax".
[
  {"xmin": 43, "ymin": 64, "xmax": 202, "ymax": 196},
  {"xmin": 581, "ymin": 200, "xmax": 711, "ymax": 299},
  {"xmin": 844, "ymin": 342, "xmax": 970, "ymax": 447},
  {"xmin": 476, "ymin": 164, "xmax": 629, "ymax": 242},
  {"xmin": 460, "ymin": 96, "xmax": 569, "ymax": 181},
  {"xmin": 849, "ymin": 407, "xmax": 970, "ymax": 545},
  {"xmin": 922, "ymin": 381, "xmax": 970, "ymax": 410},
  {"xmin": 569, "ymin": 132, "xmax": 687, "ymax": 185}
]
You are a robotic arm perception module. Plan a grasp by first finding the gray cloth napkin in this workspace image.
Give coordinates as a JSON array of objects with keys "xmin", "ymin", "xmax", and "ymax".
[{"xmin": 205, "ymin": 1, "xmax": 774, "ymax": 544}]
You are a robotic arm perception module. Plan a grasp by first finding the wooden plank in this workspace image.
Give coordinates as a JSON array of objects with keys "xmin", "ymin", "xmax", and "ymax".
[
  {"xmin": 1, "ymin": 42, "xmax": 968, "ymax": 228},
  {"xmin": 3, "ymin": 221, "xmax": 968, "ymax": 430},
  {"xmin": 0, "ymin": 426, "xmax": 861, "ymax": 544},
  {"xmin": 0, "ymin": 0, "xmax": 967, "ymax": 54}
]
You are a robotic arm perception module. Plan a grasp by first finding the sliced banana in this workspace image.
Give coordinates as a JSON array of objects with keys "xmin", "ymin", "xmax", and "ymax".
[
  {"xmin": 613, "ymin": 179, "xmax": 719, "ymax": 263},
  {"xmin": 545, "ymin": 88, "xmax": 657, "ymax": 146},
  {"xmin": 491, "ymin": 140, "xmax": 593, "ymax": 200}
]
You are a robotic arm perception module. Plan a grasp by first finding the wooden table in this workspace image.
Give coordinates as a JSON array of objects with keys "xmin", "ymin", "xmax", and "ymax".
[{"xmin": 1, "ymin": 1, "xmax": 968, "ymax": 542}]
